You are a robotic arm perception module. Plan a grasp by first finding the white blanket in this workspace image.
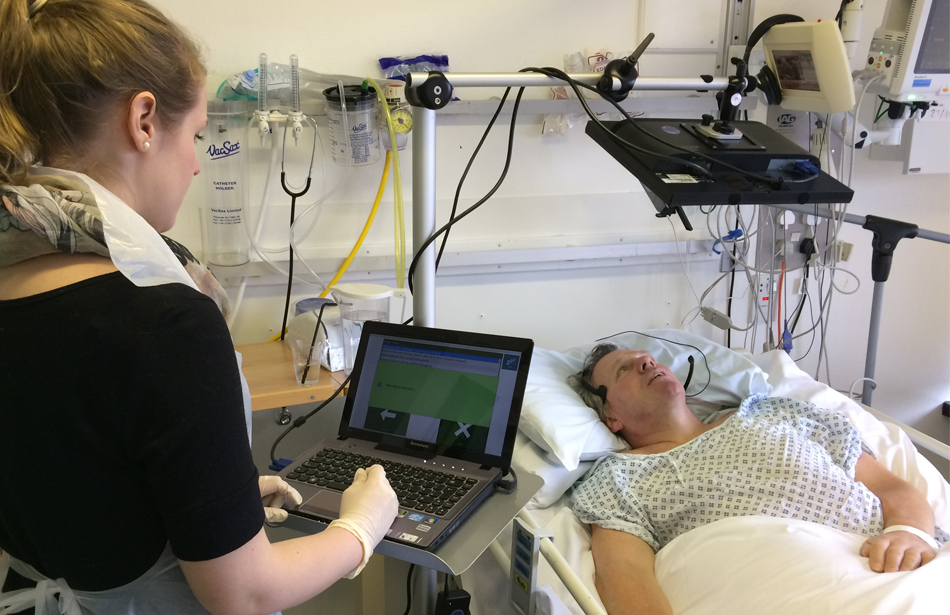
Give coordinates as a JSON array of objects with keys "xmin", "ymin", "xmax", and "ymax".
[
  {"xmin": 656, "ymin": 516, "xmax": 948, "ymax": 615},
  {"xmin": 464, "ymin": 350, "xmax": 950, "ymax": 615}
]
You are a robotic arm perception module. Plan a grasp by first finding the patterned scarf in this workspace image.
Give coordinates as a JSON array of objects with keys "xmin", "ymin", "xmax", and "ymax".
[{"xmin": 0, "ymin": 173, "xmax": 231, "ymax": 318}]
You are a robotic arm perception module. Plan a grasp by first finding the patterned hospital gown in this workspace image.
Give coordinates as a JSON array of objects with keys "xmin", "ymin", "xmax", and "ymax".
[{"xmin": 572, "ymin": 395, "xmax": 948, "ymax": 553}]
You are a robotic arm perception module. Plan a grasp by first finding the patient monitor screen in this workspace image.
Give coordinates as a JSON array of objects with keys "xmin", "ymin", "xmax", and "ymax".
[
  {"xmin": 773, "ymin": 50, "xmax": 821, "ymax": 92},
  {"xmin": 348, "ymin": 335, "xmax": 522, "ymax": 456},
  {"xmin": 916, "ymin": 0, "xmax": 949, "ymax": 74}
]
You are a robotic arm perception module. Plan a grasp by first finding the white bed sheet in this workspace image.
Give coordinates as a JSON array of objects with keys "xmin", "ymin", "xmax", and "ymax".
[{"xmin": 464, "ymin": 350, "xmax": 950, "ymax": 615}]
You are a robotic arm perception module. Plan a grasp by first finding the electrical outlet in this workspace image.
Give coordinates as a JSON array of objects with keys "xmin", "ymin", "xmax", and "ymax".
[
  {"xmin": 837, "ymin": 241, "xmax": 854, "ymax": 262},
  {"xmin": 757, "ymin": 277, "xmax": 772, "ymax": 310},
  {"xmin": 719, "ymin": 250, "xmax": 744, "ymax": 273}
]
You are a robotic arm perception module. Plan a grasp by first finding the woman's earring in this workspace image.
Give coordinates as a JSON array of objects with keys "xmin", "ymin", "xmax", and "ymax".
[{"xmin": 143, "ymin": 142, "xmax": 150, "ymax": 151}]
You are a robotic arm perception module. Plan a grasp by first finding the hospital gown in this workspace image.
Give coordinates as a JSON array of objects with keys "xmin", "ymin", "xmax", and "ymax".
[{"xmin": 572, "ymin": 395, "xmax": 948, "ymax": 553}]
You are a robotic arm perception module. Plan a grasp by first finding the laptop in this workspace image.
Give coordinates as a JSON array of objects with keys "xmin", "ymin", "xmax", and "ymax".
[{"xmin": 280, "ymin": 321, "xmax": 534, "ymax": 550}]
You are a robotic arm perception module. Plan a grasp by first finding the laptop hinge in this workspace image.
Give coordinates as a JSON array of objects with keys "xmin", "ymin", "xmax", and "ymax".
[{"xmin": 375, "ymin": 441, "xmax": 436, "ymax": 460}]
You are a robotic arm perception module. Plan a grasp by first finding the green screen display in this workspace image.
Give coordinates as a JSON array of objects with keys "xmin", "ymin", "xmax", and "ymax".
[{"xmin": 368, "ymin": 360, "xmax": 499, "ymax": 427}]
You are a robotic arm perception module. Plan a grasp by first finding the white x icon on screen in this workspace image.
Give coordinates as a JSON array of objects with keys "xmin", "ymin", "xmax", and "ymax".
[{"xmin": 455, "ymin": 423, "xmax": 472, "ymax": 437}]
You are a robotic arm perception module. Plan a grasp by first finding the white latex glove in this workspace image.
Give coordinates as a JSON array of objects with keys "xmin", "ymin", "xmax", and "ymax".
[
  {"xmin": 259, "ymin": 475, "xmax": 303, "ymax": 523},
  {"xmin": 328, "ymin": 465, "xmax": 399, "ymax": 578}
]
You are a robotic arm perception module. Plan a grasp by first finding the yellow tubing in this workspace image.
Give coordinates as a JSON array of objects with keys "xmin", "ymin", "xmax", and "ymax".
[
  {"xmin": 363, "ymin": 78, "xmax": 406, "ymax": 289},
  {"xmin": 318, "ymin": 151, "xmax": 391, "ymax": 298},
  {"xmin": 266, "ymin": 151, "xmax": 393, "ymax": 341}
]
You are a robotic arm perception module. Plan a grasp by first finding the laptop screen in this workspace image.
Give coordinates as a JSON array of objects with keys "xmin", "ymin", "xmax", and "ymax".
[{"xmin": 339, "ymin": 322, "xmax": 533, "ymax": 470}]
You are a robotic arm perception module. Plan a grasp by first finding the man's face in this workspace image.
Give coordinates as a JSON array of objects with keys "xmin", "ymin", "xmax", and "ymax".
[{"xmin": 590, "ymin": 349, "xmax": 684, "ymax": 433}]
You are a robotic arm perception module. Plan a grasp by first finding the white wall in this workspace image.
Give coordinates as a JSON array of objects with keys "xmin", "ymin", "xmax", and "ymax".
[{"xmin": 158, "ymin": 0, "xmax": 948, "ymax": 445}]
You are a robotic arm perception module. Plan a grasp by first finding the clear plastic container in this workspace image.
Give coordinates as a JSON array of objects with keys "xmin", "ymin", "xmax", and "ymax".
[
  {"xmin": 329, "ymin": 283, "xmax": 394, "ymax": 374},
  {"xmin": 200, "ymin": 101, "xmax": 250, "ymax": 266},
  {"xmin": 323, "ymin": 85, "xmax": 380, "ymax": 166}
]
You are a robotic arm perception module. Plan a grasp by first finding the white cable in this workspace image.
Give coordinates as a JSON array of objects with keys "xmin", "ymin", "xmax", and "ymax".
[
  {"xmin": 849, "ymin": 377, "xmax": 877, "ymax": 401},
  {"xmin": 667, "ymin": 218, "xmax": 702, "ymax": 328},
  {"xmin": 812, "ymin": 76, "xmax": 881, "ymax": 375}
]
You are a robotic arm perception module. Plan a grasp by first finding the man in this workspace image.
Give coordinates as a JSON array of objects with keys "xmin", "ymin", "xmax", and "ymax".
[{"xmin": 568, "ymin": 344, "xmax": 945, "ymax": 615}]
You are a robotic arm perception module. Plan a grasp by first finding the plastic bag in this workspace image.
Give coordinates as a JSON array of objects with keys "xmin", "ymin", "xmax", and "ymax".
[
  {"xmin": 379, "ymin": 54, "xmax": 450, "ymax": 81},
  {"xmin": 217, "ymin": 63, "xmax": 397, "ymax": 112},
  {"xmin": 542, "ymin": 52, "xmax": 586, "ymax": 136}
]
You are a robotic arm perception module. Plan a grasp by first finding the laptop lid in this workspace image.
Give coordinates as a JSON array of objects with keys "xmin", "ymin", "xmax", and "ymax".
[{"xmin": 339, "ymin": 322, "xmax": 533, "ymax": 473}]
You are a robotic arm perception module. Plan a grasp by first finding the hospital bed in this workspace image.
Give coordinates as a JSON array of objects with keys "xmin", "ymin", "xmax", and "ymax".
[{"xmin": 460, "ymin": 330, "xmax": 950, "ymax": 615}]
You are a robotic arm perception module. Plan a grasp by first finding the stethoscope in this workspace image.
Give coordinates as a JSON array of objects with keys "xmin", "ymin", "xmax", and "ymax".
[{"xmin": 277, "ymin": 59, "xmax": 319, "ymax": 341}]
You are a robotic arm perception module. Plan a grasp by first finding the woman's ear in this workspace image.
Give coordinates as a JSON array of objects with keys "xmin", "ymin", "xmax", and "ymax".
[{"xmin": 127, "ymin": 92, "xmax": 158, "ymax": 152}]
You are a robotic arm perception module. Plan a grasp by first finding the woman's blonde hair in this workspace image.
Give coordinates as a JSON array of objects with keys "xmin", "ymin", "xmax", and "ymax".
[{"xmin": 0, "ymin": 0, "xmax": 206, "ymax": 184}]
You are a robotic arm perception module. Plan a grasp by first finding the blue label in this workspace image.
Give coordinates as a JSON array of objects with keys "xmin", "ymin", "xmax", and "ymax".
[
  {"xmin": 407, "ymin": 513, "xmax": 425, "ymax": 522},
  {"xmin": 516, "ymin": 531, "xmax": 532, "ymax": 551},
  {"xmin": 912, "ymin": 78, "xmax": 932, "ymax": 88},
  {"xmin": 515, "ymin": 559, "xmax": 530, "ymax": 578},
  {"xmin": 516, "ymin": 546, "xmax": 531, "ymax": 564}
]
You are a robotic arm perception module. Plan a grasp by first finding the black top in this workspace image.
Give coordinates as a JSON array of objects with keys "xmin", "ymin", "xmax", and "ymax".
[{"xmin": 0, "ymin": 273, "xmax": 264, "ymax": 591}]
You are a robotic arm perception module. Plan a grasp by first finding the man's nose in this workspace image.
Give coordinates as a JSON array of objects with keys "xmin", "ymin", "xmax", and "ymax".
[{"xmin": 637, "ymin": 355, "xmax": 656, "ymax": 372}]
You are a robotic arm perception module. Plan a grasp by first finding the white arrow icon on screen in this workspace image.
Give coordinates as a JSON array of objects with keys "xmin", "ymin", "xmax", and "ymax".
[
  {"xmin": 381, "ymin": 410, "xmax": 396, "ymax": 420},
  {"xmin": 455, "ymin": 423, "xmax": 472, "ymax": 437}
]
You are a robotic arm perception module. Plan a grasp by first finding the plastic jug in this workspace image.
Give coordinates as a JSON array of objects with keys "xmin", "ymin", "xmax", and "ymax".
[{"xmin": 330, "ymin": 283, "xmax": 405, "ymax": 374}]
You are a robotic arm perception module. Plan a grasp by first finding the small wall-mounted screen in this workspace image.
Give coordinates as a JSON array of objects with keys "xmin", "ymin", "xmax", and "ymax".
[
  {"xmin": 915, "ymin": 0, "xmax": 949, "ymax": 74},
  {"xmin": 773, "ymin": 50, "xmax": 821, "ymax": 92}
]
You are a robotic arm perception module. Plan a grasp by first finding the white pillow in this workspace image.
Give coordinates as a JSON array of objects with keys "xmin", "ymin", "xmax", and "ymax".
[
  {"xmin": 519, "ymin": 329, "xmax": 771, "ymax": 470},
  {"xmin": 511, "ymin": 432, "xmax": 593, "ymax": 509}
]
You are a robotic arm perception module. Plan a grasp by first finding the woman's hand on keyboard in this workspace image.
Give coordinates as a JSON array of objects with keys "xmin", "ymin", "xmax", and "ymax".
[
  {"xmin": 327, "ymin": 465, "xmax": 399, "ymax": 577},
  {"xmin": 259, "ymin": 475, "xmax": 304, "ymax": 523}
]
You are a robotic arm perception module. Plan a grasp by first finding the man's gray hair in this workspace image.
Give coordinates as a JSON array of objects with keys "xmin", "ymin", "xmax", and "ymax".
[{"xmin": 567, "ymin": 343, "xmax": 619, "ymax": 423}]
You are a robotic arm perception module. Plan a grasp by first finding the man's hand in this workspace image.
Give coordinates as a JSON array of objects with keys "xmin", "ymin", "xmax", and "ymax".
[
  {"xmin": 853, "ymin": 452, "xmax": 938, "ymax": 573},
  {"xmin": 860, "ymin": 531, "xmax": 937, "ymax": 572}
]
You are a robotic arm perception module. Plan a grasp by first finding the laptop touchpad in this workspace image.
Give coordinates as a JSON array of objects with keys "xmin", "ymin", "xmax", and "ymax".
[{"xmin": 300, "ymin": 490, "xmax": 343, "ymax": 516}]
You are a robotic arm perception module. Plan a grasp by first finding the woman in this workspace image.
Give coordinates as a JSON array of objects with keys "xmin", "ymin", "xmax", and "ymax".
[{"xmin": 0, "ymin": 1, "xmax": 398, "ymax": 613}]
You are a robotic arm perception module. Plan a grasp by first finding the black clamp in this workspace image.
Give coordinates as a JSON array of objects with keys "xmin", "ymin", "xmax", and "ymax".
[
  {"xmin": 405, "ymin": 71, "xmax": 453, "ymax": 110},
  {"xmin": 862, "ymin": 215, "xmax": 918, "ymax": 282},
  {"xmin": 596, "ymin": 32, "xmax": 656, "ymax": 103},
  {"xmin": 716, "ymin": 57, "xmax": 750, "ymax": 129}
]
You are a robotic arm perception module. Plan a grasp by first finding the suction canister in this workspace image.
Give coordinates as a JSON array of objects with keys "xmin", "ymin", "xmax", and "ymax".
[{"xmin": 323, "ymin": 85, "xmax": 380, "ymax": 166}]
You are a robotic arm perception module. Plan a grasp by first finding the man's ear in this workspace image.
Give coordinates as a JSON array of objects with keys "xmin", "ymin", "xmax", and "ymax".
[
  {"xmin": 127, "ymin": 92, "xmax": 158, "ymax": 152},
  {"xmin": 603, "ymin": 410, "xmax": 623, "ymax": 434}
]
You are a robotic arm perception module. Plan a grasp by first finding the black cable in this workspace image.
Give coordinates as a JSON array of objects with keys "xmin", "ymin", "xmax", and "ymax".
[
  {"xmin": 299, "ymin": 302, "xmax": 334, "ymax": 385},
  {"xmin": 835, "ymin": 0, "xmax": 852, "ymax": 28},
  {"xmin": 726, "ymin": 217, "xmax": 740, "ymax": 347},
  {"xmin": 594, "ymin": 330, "xmax": 711, "ymax": 398},
  {"xmin": 408, "ymin": 87, "xmax": 526, "ymax": 296},
  {"xmin": 743, "ymin": 15, "xmax": 805, "ymax": 65},
  {"xmin": 270, "ymin": 373, "xmax": 351, "ymax": 465},
  {"xmin": 402, "ymin": 564, "xmax": 416, "ymax": 615},
  {"xmin": 495, "ymin": 467, "xmax": 518, "ymax": 494},
  {"xmin": 522, "ymin": 67, "xmax": 713, "ymax": 179},
  {"xmin": 436, "ymin": 89, "xmax": 513, "ymax": 270},
  {"xmin": 789, "ymin": 263, "xmax": 809, "ymax": 334},
  {"xmin": 527, "ymin": 67, "xmax": 802, "ymax": 187},
  {"xmin": 280, "ymin": 185, "xmax": 296, "ymax": 341}
]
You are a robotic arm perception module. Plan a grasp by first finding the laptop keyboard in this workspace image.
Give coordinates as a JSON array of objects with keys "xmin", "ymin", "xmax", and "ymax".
[{"xmin": 286, "ymin": 449, "xmax": 480, "ymax": 517}]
